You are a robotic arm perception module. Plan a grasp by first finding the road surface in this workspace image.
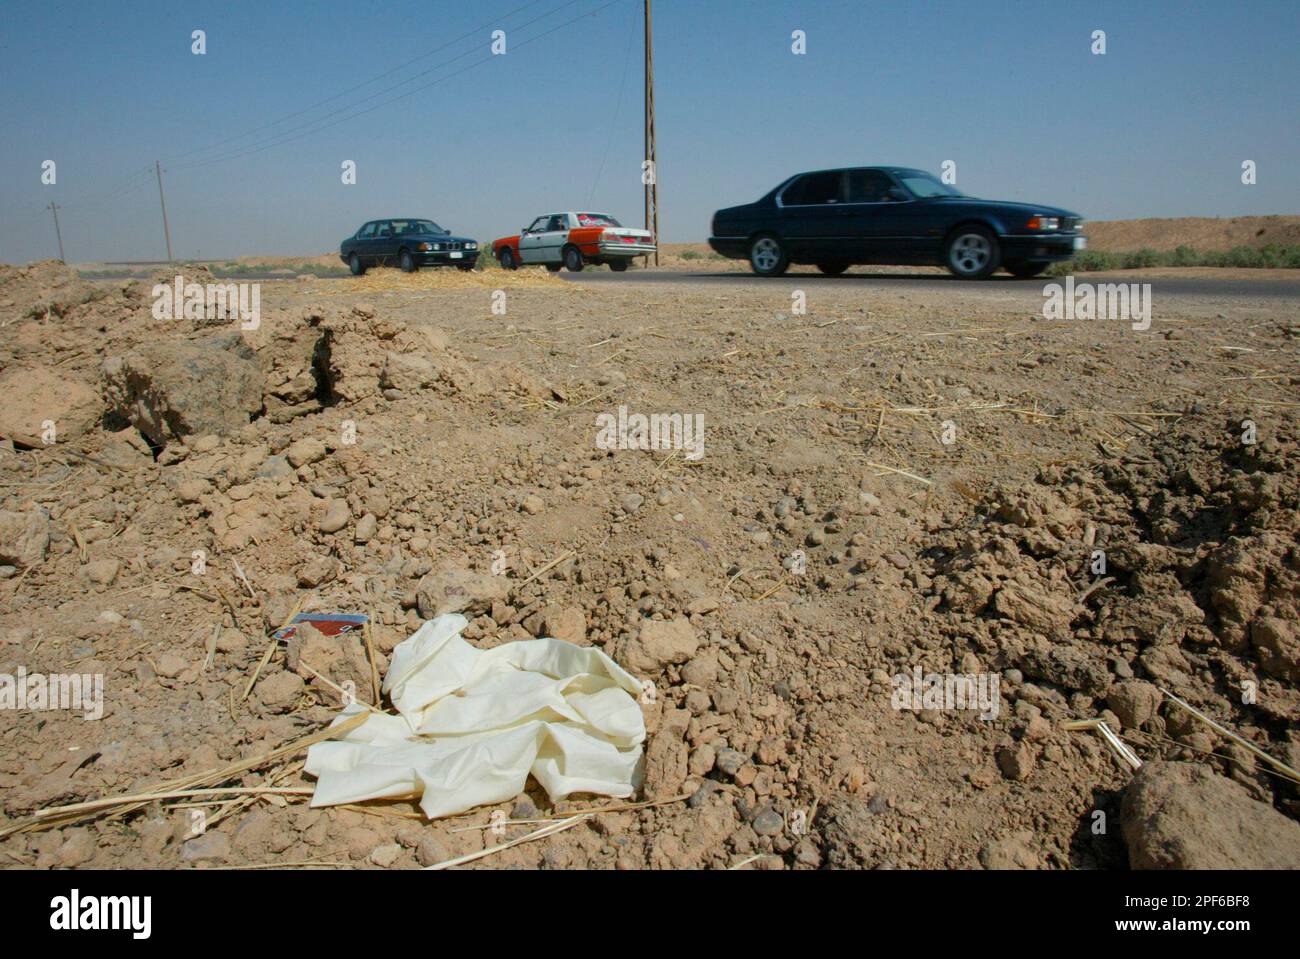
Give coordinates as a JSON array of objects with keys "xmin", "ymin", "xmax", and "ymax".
[{"xmin": 560, "ymin": 270, "xmax": 1300, "ymax": 300}]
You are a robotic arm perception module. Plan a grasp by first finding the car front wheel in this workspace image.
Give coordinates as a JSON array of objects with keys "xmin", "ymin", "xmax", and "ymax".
[
  {"xmin": 399, "ymin": 249, "xmax": 417, "ymax": 273},
  {"xmin": 348, "ymin": 253, "xmax": 366, "ymax": 276},
  {"xmin": 945, "ymin": 227, "xmax": 1000, "ymax": 279},
  {"xmin": 749, "ymin": 234, "xmax": 788, "ymax": 276},
  {"xmin": 563, "ymin": 246, "xmax": 584, "ymax": 272},
  {"xmin": 499, "ymin": 248, "xmax": 518, "ymax": 270}
]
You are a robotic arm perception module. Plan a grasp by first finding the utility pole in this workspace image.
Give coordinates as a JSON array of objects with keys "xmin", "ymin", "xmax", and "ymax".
[
  {"xmin": 644, "ymin": 0, "xmax": 659, "ymax": 266},
  {"xmin": 48, "ymin": 202, "xmax": 65, "ymax": 262},
  {"xmin": 155, "ymin": 159, "xmax": 173, "ymax": 262}
]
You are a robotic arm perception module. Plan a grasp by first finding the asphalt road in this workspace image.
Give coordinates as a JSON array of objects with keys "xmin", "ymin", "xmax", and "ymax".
[{"xmin": 560, "ymin": 270, "xmax": 1300, "ymax": 300}]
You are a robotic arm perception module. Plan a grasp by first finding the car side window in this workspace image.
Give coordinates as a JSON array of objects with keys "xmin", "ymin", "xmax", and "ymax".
[
  {"xmin": 783, "ymin": 171, "xmax": 842, "ymax": 205},
  {"xmin": 356, "ymin": 222, "xmax": 377, "ymax": 238},
  {"xmin": 376, "ymin": 222, "xmax": 394, "ymax": 238},
  {"xmin": 526, "ymin": 217, "xmax": 549, "ymax": 234},
  {"xmin": 547, "ymin": 215, "xmax": 567, "ymax": 231},
  {"xmin": 845, "ymin": 170, "xmax": 894, "ymax": 203}
]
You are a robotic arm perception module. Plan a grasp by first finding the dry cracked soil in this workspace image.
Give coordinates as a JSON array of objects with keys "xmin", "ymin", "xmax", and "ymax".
[{"xmin": 1, "ymin": 260, "xmax": 1299, "ymax": 870}]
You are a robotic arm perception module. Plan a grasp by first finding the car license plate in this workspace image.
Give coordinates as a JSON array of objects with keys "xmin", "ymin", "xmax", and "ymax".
[
  {"xmin": 1073, "ymin": 236, "xmax": 1087, "ymax": 250},
  {"xmin": 450, "ymin": 251, "xmax": 463, "ymax": 259}
]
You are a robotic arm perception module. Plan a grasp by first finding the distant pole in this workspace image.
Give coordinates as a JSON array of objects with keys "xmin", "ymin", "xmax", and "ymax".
[
  {"xmin": 48, "ymin": 202, "xmax": 65, "ymax": 262},
  {"xmin": 155, "ymin": 159, "xmax": 173, "ymax": 262},
  {"xmin": 644, "ymin": 0, "xmax": 659, "ymax": 266}
]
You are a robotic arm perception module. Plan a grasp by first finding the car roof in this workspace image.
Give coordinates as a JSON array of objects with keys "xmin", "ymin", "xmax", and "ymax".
[{"xmin": 790, "ymin": 166, "xmax": 927, "ymax": 177}]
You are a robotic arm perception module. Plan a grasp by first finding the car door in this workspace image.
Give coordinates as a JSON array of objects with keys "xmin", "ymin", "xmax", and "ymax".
[
  {"xmin": 518, "ymin": 216, "xmax": 551, "ymax": 263},
  {"xmin": 372, "ymin": 220, "xmax": 397, "ymax": 265},
  {"xmin": 537, "ymin": 214, "xmax": 571, "ymax": 263},
  {"xmin": 842, "ymin": 170, "xmax": 932, "ymax": 262},
  {"xmin": 777, "ymin": 171, "xmax": 846, "ymax": 260},
  {"xmin": 350, "ymin": 222, "xmax": 378, "ymax": 262}
]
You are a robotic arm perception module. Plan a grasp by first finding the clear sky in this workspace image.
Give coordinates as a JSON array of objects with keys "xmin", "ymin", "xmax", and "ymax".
[{"xmin": 2, "ymin": 0, "xmax": 1297, "ymax": 262}]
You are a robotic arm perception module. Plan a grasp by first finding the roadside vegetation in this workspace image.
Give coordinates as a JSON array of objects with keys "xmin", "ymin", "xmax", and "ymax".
[{"xmin": 1046, "ymin": 243, "xmax": 1300, "ymax": 275}]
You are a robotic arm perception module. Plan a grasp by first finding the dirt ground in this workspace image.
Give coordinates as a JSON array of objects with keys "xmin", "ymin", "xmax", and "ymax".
[{"xmin": 1, "ymin": 260, "xmax": 1298, "ymax": 870}]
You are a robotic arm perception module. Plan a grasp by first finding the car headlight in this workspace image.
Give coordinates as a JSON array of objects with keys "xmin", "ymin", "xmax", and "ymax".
[
  {"xmin": 465, "ymin": 242, "xmax": 477, "ymax": 250},
  {"xmin": 1026, "ymin": 216, "xmax": 1060, "ymax": 231},
  {"xmin": 417, "ymin": 242, "xmax": 432, "ymax": 251},
  {"xmin": 432, "ymin": 243, "xmax": 444, "ymax": 251}
]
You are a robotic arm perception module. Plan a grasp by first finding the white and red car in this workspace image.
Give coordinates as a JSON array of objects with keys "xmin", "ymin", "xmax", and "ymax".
[{"xmin": 493, "ymin": 212, "xmax": 655, "ymax": 272}]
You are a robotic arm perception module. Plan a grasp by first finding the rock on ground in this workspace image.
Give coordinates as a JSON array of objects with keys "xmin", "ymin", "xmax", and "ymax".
[
  {"xmin": 102, "ymin": 331, "xmax": 265, "ymax": 445},
  {"xmin": 1122, "ymin": 761, "xmax": 1300, "ymax": 869}
]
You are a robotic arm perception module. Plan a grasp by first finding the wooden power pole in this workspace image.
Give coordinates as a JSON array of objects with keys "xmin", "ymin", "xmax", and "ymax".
[
  {"xmin": 644, "ymin": 0, "xmax": 659, "ymax": 265},
  {"xmin": 48, "ymin": 202, "xmax": 65, "ymax": 262},
  {"xmin": 155, "ymin": 159, "xmax": 174, "ymax": 262}
]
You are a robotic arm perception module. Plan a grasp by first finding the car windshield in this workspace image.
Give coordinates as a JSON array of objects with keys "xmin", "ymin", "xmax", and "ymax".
[
  {"xmin": 896, "ymin": 173, "xmax": 964, "ymax": 199},
  {"xmin": 576, "ymin": 213, "xmax": 620, "ymax": 227},
  {"xmin": 392, "ymin": 219, "xmax": 444, "ymax": 235}
]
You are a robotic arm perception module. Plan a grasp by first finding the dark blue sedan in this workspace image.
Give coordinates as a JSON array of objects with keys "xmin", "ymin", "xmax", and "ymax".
[
  {"xmin": 340, "ymin": 218, "xmax": 479, "ymax": 275},
  {"xmin": 708, "ymin": 167, "xmax": 1084, "ymax": 278}
]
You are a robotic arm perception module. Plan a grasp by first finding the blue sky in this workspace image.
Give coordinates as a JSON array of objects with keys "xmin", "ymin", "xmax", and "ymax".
[{"xmin": 2, "ymin": 0, "xmax": 1297, "ymax": 262}]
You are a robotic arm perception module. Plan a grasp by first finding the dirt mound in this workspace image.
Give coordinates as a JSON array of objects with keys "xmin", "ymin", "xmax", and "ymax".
[
  {"xmin": 926, "ymin": 410, "xmax": 1300, "ymax": 806},
  {"xmin": 0, "ymin": 258, "xmax": 1295, "ymax": 870},
  {"xmin": 1085, "ymin": 216, "xmax": 1300, "ymax": 252}
]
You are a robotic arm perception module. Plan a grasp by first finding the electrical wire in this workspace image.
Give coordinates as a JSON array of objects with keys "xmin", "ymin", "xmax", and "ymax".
[{"xmin": 168, "ymin": 0, "xmax": 590, "ymax": 170}]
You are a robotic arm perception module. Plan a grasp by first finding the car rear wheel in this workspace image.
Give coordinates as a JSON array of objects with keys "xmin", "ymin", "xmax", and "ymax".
[
  {"xmin": 1005, "ymin": 261, "xmax": 1048, "ymax": 278},
  {"xmin": 816, "ymin": 261, "xmax": 849, "ymax": 275},
  {"xmin": 545, "ymin": 263, "xmax": 562, "ymax": 273},
  {"xmin": 563, "ymin": 245, "xmax": 584, "ymax": 272},
  {"xmin": 749, "ymin": 234, "xmax": 788, "ymax": 276},
  {"xmin": 499, "ymin": 248, "xmax": 518, "ymax": 270},
  {"xmin": 399, "ymin": 249, "xmax": 417, "ymax": 273},
  {"xmin": 348, "ymin": 253, "xmax": 366, "ymax": 276},
  {"xmin": 945, "ymin": 227, "xmax": 1000, "ymax": 279},
  {"xmin": 609, "ymin": 260, "xmax": 629, "ymax": 272}
]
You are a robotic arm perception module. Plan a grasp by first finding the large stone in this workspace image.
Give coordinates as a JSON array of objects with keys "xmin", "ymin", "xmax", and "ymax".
[
  {"xmin": 544, "ymin": 605, "xmax": 587, "ymax": 646},
  {"xmin": 380, "ymin": 352, "xmax": 438, "ymax": 392},
  {"xmin": 0, "ymin": 366, "xmax": 100, "ymax": 441},
  {"xmin": 1251, "ymin": 616, "xmax": 1300, "ymax": 682},
  {"xmin": 1122, "ymin": 761, "xmax": 1300, "ymax": 869},
  {"xmin": 0, "ymin": 508, "xmax": 51, "ymax": 568},
  {"xmin": 642, "ymin": 707, "xmax": 691, "ymax": 800},
  {"xmin": 1106, "ymin": 681, "xmax": 1163, "ymax": 730},
  {"xmin": 102, "ymin": 331, "xmax": 265, "ymax": 445},
  {"xmin": 416, "ymin": 567, "xmax": 509, "ymax": 618},
  {"xmin": 614, "ymin": 619, "xmax": 699, "ymax": 676}
]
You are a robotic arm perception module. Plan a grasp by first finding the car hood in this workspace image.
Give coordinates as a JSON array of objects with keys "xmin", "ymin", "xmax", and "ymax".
[
  {"xmin": 406, "ymin": 233, "xmax": 476, "ymax": 243},
  {"xmin": 928, "ymin": 197, "xmax": 1082, "ymax": 220}
]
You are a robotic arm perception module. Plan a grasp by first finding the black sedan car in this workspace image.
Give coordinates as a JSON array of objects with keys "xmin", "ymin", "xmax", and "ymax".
[
  {"xmin": 708, "ymin": 167, "xmax": 1084, "ymax": 278},
  {"xmin": 339, "ymin": 218, "xmax": 479, "ymax": 274}
]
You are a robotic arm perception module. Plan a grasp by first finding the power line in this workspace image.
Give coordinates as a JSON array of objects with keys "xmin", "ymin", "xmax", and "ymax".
[
  {"xmin": 169, "ymin": 0, "xmax": 589, "ymax": 171},
  {"xmin": 173, "ymin": 0, "xmax": 623, "ymax": 174},
  {"xmin": 587, "ymin": 0, "xmax": 638, "ymax": 205},
  {"xmin": 162, "ymin": 0, "xmax": 557, "ymax": 165}
]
